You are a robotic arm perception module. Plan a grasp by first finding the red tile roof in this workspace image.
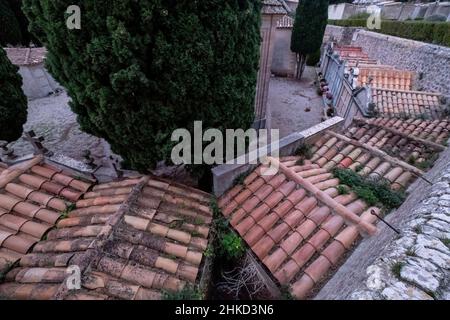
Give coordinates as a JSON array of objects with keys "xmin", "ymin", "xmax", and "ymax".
[
  {"xmin": 372, "ymin": 88, "xmax": 444, "ymax": 120},
  {"xmin": 359, "ymin": 68, "xmax": 415, "ymax": 91},
  {"xmin": 0, "ymin": 159, "xmax": 212, "ymax": 300}
]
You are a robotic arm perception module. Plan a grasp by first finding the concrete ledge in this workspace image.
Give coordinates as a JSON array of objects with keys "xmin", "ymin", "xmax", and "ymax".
[{"xmin": 212, "ymin": 117, "xmax": 344, "ymax": 196}]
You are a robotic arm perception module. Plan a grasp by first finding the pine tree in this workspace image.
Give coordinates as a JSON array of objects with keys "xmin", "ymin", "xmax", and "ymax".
[
  {"xmin": 0, "ymin": 47, "xmax": 27, "ymax": 142},
  {"xmin": 0, "ymin": 0, "xmax": 23, "ymax": 46},
  {"xmin": 6, "ymin": 0, "xmax": 40, "ymax": 46},
  {"xmin": 23, "ymin": 0, "xmax": 261, "ymax": 173},
  {"xmin": 291, "ymin": 0, "xmax": 329, "ymax": 79}
]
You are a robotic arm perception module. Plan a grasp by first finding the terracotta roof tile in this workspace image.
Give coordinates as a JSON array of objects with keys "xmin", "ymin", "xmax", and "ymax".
[
  {"xmin": 0, "ymin": 157, "xmax": 94, "ymax": 278},
  {"xmin": 372, "ymin": 88, "xmax": 444, "ymax": 120}
]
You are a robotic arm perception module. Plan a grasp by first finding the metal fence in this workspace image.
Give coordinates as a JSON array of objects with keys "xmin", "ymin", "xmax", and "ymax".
[{"xmin": 321, "ymin": 51, "xmax": 368, "ymax": 127}]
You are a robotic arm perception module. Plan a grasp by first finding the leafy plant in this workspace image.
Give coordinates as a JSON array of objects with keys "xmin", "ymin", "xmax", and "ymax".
[
  {"xmin": 440, "ymin": 238, "xmax": 450, "ymax": 248},
  {"xmin": 0, "ymin": 47, "xmax": 27, "ymax": 142},
  {"xmin": 333, "ymin": 168, "xmax": 406, "ymax": 209},
  {"xmin": 163, "ymin": 284, "xmax": 203, "ymax": 300},
  {"xmin": 391, "ymin": 261, "xmax": 405, "ymax": 279},
  {"xmin": 295, "ymin": 144, "xmax": 313, "ymax": 160},
  {"xmin": 233, "ymin": 170, "xmax": 252, "ymax": 187},
  {"xmin": 337, "ymin": 185, "xmax": 349, "ymax": 195},
  {"xmin": 405, "ymin": 247, "xmax": 417, "ymax": 257},
  {"xmin": 414, "ymin": 225, "xmax": 423, "ymax": 234},
  {"xmin": 219, "ymin": 232, "xmax": 245, "ymax": 260}
]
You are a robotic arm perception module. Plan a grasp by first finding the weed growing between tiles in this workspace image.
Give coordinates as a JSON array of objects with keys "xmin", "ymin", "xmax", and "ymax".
[
  {"xmin": 163, "ymin": 284, "xmax": 203, "ymax": 300},
  {"xmin": 208, "ymin": 197, "xmax": 272, "ymax": 300},
  {"xmin": 332, "ymin": 168, "xmax": 406, "ymax": 209},
  {"xmin": 294, "ymin": 144, "xmax": 314, "ymax": 160}
]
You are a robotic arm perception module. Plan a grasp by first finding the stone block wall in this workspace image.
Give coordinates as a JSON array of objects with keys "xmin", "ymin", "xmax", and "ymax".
[{"xmin": 324, "ymin": 26, "xmax": 450, "ymax": 95}]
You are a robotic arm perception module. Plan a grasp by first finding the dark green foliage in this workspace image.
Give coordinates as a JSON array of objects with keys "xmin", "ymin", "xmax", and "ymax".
[
  {"xmin": 6, "ymin": 0, "xmax": 40, "ymax": 45},
  {"xmin": 294, "ymin": 144, "xmax": 313, "ymax": 160},
  {"xmin": 333, "ymin": 168, "xmax": 406, "ymax": 209},
  {"xmin": 219, "ymin": 232, "xmax": 245, "ymax": 260},
  {"xmin": 337, "ymin": 185, "xmax": 349, "ymax": 195},
  {"xmin": 291, "ymin": 0, "xmax": 329, "ymax": 78},
  {"xmin": 328, "ymin": 19, "xmax": 450, "ymax": 47},
  {"xmin": 0, "ymin": 0, "xmax": 23, "ymax": 46},
  {"xmin": 306, "ymin": 49, "xmax": 321, "ymax": 66},
  {"xmin": 0, "ymin": 47, "xmax": 27, "ymax": 142},
  {"xmin": 23, "ymin": 0, "xmax": 261, "ymax": 172},
  {"xmin": 390, "ymin": 261, "xmax": 405, "ymax": 279}
]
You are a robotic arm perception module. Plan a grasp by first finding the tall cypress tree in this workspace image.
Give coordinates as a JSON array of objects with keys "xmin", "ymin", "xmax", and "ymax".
[
  {"xmin": 6, "ymin": 0, "xmax": 40, "ymax": 46},
  {"xmin": 291, "ymin": 0, "xmax": 329, "ymax": 79},
  {"xmin": 0, "ymin": 0, "xmax": 23, "ymax": 46},
  {"xmin": 23, "ymin": 0, "xmax": 261, "ymax": 173},
  {"xmin": 0, "ymin": 47, "xmax": 27, "ymax": 142}
]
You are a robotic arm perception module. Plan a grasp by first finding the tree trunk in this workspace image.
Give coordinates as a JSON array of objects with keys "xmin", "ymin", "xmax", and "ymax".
[{"xmin": 295, "ymin": 54, "xmax": 307, "ymax": 80}]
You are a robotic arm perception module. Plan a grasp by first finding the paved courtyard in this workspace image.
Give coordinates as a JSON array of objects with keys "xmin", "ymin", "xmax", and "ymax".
[{"xmin": 269, "ymin": 67, "xmax": 323, "ymax": 138}]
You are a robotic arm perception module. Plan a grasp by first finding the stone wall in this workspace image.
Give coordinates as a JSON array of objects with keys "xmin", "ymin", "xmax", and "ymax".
[{"xmin": 324, "ymin": 25, "xmax": 450, "ymax": 95}]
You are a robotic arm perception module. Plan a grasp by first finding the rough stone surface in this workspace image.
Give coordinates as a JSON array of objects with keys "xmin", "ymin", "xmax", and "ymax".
[
  {"xmin": 324, "ymin": 26, "xmax": 450, "ymax": 95},
  {"xmin": 316, "ymin": 145, "xmax": 450, "ymax": 300}
]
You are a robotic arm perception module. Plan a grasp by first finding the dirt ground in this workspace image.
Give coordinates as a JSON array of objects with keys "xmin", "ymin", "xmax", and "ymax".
[
  {"xmin": 10, "ymin": 92, "xmax": 114, "ymax": 167},
  {"xmin": 269, "ymin": 66, "xmax": 323, "ymax": 138}
]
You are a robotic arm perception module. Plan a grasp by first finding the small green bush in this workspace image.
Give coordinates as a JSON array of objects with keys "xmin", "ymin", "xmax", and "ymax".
[
  {"xmin": 333, "ymin": 168, "xmax": 406, "ymax": 209},
  {"xmin": 220, "ymin": 232, "xmax": 245, "ymax": 260},
  {"xmin": 295, "ymin": 144, "xmax": 313, "ymax": 160},
  {"xmin": 163, "ymin": 284, "xmax": 203, "ymax": 300},
  {"xmin": 328, "ymin": 19, "xmax": 450, "ymax": 47}
]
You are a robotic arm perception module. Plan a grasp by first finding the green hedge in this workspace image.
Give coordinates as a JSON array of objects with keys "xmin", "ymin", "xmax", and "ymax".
[{"xmin": 328, "ymin": 19, "xmax": 450, "ymax": 47}]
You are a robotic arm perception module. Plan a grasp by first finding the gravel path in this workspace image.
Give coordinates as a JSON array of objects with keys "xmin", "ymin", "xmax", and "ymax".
[
  {"xmin": 10, "ymin": 92, "xmax": 114, "ymax": 166},
  {"xmin": 269, "ymin": 67, "xmax": 323, "ymax": 138}
]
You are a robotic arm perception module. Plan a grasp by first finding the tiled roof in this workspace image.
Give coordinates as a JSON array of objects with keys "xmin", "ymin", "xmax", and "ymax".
[
  {"xmin": 219, "ymin": 159, "xmax": 379, "ymax": 300},
  {"xmin": 262, "ymin": 0, "xmax": 288, "ymax": 14},
  {"xmin": 372, "ymin": 88, "xmax": 444, "ymax": 119},
  {"xmin": 335, "ymin": 46, "xmax": 379, "ymax": 67},
  {"xmin": 4, "ymin": 47, "xmax": 46, "ymax": 66},
  {"xmin": 310, "ymin": 118, "xmax": 450, "ymax": 184},
  {"xmin": 359, "ymin": 68, "xmax": 415, "ymax": 91},
  {"xmin": 0, "ymin": 160, "xmax": 212, "ymax": 300},
  {"xmin": 0, "ymin": 156, "xmax": 93, "ymax": 275},
  {"xmin": 219, "ymin": 117, "xmax": 450, "ymax": 299}
]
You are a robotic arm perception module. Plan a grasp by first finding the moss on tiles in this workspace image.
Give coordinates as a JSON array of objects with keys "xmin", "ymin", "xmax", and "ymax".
[{"xmin": 332, "ymin": 168, "xmax": 406, "ymax": 209}]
